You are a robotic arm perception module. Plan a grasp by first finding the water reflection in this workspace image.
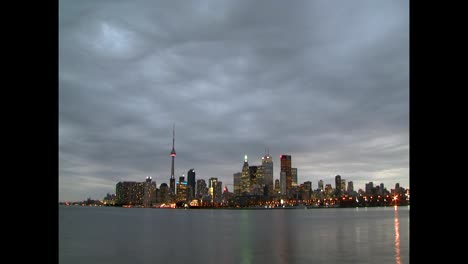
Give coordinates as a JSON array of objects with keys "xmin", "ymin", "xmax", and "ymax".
[
  {"xmin": 394, "ymin": 206, "xmax": 401, "ymax": 264},
  {"xmin": 60, "ymin": 206, "xmax": 409, "ymax": 264},
  {"xmin": 273, "ymin": 211, "xmax": 289, "ymax": 264},
  {"xmin": 240, "ymin": 210, "xmax": 251, "ymax": 264}
]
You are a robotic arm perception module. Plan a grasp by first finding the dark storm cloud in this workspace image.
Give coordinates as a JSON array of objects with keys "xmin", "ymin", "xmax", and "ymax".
[{"xmin": 59, "ymin": 0, "xmax": 409, "ymax": 201}]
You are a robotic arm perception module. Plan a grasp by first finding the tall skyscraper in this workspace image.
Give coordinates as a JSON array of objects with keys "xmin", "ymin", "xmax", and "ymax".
[
  {"xmin": 318, "ymin": 180, "xmax": 324, "ymax": 191},
  {"xmin": 341, "ymin": 179, "xmax": 346, "ymax": 193},
  {"xmin": 249, "ymin": 166, "xmax": 258, "ymax": 186},
  {"xmin": 169, "ymin": 125, "xmax": 176, "ymax": 195},
  {"xmin": 187, "ymin": 169, "xmax": 196, "ymax": 198},
  {"xmin": 249, "ymin": 166, "xmax": 263, "ymax": 195},
  {"xmin": 366, "ymin": 182, "xmax": 374, "ymax": 194},
  {"xmin": 280, "ymin": 155, "xmax": 292, "ymax": 195},
  {"xmin": 240, "ymin": 155, "xmax": 250, "ymax": 194},
  {"xmin": 395, "ymin": 183, "xmax": 400, "ymax": 191},
  {"xmin": 215, "ymin": 181, "xmax": 222, "ymax": 203},
  {"xmin": 256, "ymin": 165, "xmax": 264, "ymax": 187},
  {"xmin": 302, "ymin": 181, "xmax": 312, "ymax": 200},
  {"xmin": 143, "ymin": 176, "xmax": 156, "ymax": 207},
  {"xmin": 159, "ymin": 183, "xmax": 169, "ymax": 203},
  {"xmin": 196, "ymin": 179, "xmax": 207, "ymax": 198},
  {"xmin": 176, "ymin": 176, "xmax": 187, "ymax": 201},
  {"xmin": 335, "ymin": 175, "xmax": 342, "ymax": 192},
  {"xmin": 261, "ymin": 148, "xmax": 274, "ymax": 195},
  {"xmin": 233, "ymin": 172, "xmax": 242, "ymax": 196},
  {"xmin": 347, "ymin": 181, "xmax": 354, "ymax": 193},
  {"xmin": 280, "ymin": 171, "xmax": 287, "ymax": 195},
  {"xmin": 209, "ymin": 177, "xmax": 218, "ymax": 203},
  {"xmin": 292, "ymin": 168, "xmax": 298, "ymax": 186}
]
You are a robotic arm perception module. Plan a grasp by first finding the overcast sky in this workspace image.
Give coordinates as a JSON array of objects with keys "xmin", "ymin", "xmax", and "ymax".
[{"xmin": 59, "ymin": 0, "xmax": 409, "ymax": 202}]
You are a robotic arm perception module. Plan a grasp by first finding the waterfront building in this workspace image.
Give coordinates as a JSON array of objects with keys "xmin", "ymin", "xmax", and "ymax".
[
  {"xmin": 280, "ymin": 171, "xmax": 287, "ymax": 195},
  {"xmin": 209, "ymin": 177, "xmax": 218, "ymax": 203},
  {"xmin": 256, "ymin": 165, "xmax": 264, "ymax": 187},
  {"xmin": 335, "ymin": 175, "xmax": 342, "ymax": 193},
  {"xmin": 240, "ymin": 155, "xmax": 250, "ymax": 194},
  {"xmin": 365, "ymin": 182, "xmax": 374, "ymax": 194},
  {"xmin": 159, "ymin": 183, "xmax": 169, "ymax": 203},
  {"xmin": 222, "ymin": 186, "xmax": 234, "ymax": 203},
  {"xmin": 196, "ymin": 179, "xmax": 208, "ymax": 198},
  {"xmin": 215, "ymin": 181, "xmax": 222, "ymax": 203},
  {"xmin": 274, "ymin": 179, "xmax": 280, "ymax": 194},
  {"xmin": 292, "ymin": 168, "xmax": 298, "ymax": 187},
  {"xmin": 176, "ymin": 176, "xmax": 187, "ymax": 202},
  {"xmin": 347, "ymin": 181, "xmax": 354, "ymax": 193},
  {"xmin": 143, "ymin": 176, "xmax": 157, "ymax": 207},
  {"xmin": 233, "ymin": 172, "xmax": 242, "ymax": 196},
  {"xmin": 116, "ymin": 181, "xmax": 144, "ymax": 205},
  {"xmin": 249, "ymin": 166, "xmax": 258, "ymax": 186},
  {"xmin": 302, "ymin": 181, "xmax": 312, "ymax": 200},
  {"xmin": 318, "ymin": 180, "xmax": 324, "ymax": 191},
  {"xmin": 187, "ymin": 169, "xmax": 196, "ymax": 198},
  {"xmin": 103, "ymin": 193, "xmax": 116, "ymax": 205},
  {"xmin": 341, "ymin": 179, "xmax": 346, "ymax": 193},
  {"xmin": 280, "ymin": 155, "xmax": 292, "ymax": 195},
  {"xmin": 261, "ymin": 150, "xmax": 274, "ymax": 195}
]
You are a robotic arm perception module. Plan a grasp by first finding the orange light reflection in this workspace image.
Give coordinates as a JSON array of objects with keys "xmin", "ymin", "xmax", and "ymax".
[{"xmin": 394, "ymin": 207, "xmax": 401, "ymax": 264}]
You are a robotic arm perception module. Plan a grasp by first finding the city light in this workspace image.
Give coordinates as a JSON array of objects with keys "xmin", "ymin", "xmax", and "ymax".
[{"xmin": 98, "ymin": 154, "xmax": 408, "ymax": 209}]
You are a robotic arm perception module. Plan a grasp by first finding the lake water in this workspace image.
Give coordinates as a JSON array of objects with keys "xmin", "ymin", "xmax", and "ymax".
[{"xmin": 59, "ymin": 205, "xmax": 409, "ymax": 264}]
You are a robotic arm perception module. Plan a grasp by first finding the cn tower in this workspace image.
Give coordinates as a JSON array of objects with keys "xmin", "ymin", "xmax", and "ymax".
[{"xmin": 169, "ymin": 124, "xmax": 176, "ymax": 194}]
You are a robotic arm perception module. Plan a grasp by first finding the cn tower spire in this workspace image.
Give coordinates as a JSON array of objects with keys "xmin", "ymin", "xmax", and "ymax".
[{"xmin": 169, "ymin": 124, "xmax": 176, "ymax": 194}]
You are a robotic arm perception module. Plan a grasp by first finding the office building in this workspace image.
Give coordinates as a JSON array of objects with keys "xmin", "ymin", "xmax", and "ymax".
[
  {"xmin": 159, "ymin": 183, "xmax": 169, "ymax": 203},
  {"xmin": 116, "ymin": 181, "xmax": 144, "ymax": 205},
  {"xmin": 241, "ymin": 155, "xmax": 250, "ymax": 194},
  {"xmin": 233, "ymin": 172, "xmax": 242, "ymax": 196},
  {"xmin": 176, "ymin": 176, "xmax": 188, "ymax": 202},
  {"xmin": 196, "ymin": 179, "xmax": 207, "ymax": 198},
  {"xmin": 261, "ymin": 149, "xmax": 274, "ymax": 195},
  {"xmin": 335, "ymin": 175, "xmax": 341, "ymax": 192},
  {"xmin": 347, "ymin": 181, "xmax": 354, "ymax": 193},
  {"xmin": 187, "ymin": 169, "xmax": 196, "ymax": 198},
  {"xmin": 280, "ymin": 171, "xmax": 287, "ymax": 195},
  {"xmin": 209, "ymin": 177, "xmax": 218, "ymax": 203},
  {"xmin": 280, "ymin": 155, "xmax": 292, "ymax": 194},
  {"xmin": 143, "ymin": 176, "xmax": 157, "ymax": 207},
  {"xmin": 274, "ymin": 179, "xmax": 280, "ymax": 194},
  {"xmin": 292, "ymin": 168, "xmax": 298, "ymax": 187}
]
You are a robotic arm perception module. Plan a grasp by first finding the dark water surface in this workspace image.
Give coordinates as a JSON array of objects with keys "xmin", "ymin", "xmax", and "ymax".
[{"xmin": 59, "ymin": 206, "xmax": 409, "ymax": 264}]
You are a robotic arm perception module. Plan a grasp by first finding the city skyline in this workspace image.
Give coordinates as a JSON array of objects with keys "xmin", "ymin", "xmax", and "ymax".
[{"xmin": 59, "ymin": 0, "xmax": 409, "ymax": 202}]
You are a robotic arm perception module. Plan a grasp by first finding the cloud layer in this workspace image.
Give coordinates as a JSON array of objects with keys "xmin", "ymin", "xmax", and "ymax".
[{"xmin": 59, "ymin": 0, "xmax": 409, "ymax": 201}]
